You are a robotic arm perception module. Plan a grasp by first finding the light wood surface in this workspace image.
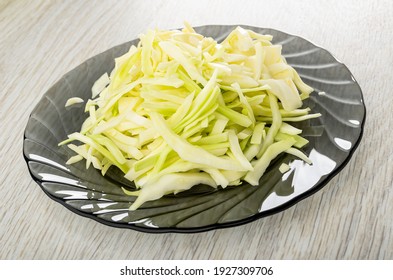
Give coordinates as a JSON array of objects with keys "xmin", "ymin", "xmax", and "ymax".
[{"xmin": 1, "ymin": 0, "xmax": 392, "ymax": 259}]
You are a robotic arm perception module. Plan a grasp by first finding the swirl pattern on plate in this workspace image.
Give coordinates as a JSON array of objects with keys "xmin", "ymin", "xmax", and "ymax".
[{"xmin": 23, "ymin": 25, "xmax": 365, "ymax": 233}]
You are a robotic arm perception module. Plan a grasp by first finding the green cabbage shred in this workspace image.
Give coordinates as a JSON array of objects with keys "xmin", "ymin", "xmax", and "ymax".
[{"xmin": 60, "ymin": 23, "xmax": 320, "ymax": 210}]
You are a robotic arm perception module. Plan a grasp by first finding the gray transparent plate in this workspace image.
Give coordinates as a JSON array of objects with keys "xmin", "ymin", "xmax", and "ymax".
[{"xmin": 23, "ymin": 25, "xmax": 366, "ymax": 233}]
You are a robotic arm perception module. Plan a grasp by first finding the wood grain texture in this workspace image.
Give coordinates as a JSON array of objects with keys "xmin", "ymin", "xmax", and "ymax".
[{"xmin": 1, "ymin": 0, "xmax": 392, "ymax": 259}]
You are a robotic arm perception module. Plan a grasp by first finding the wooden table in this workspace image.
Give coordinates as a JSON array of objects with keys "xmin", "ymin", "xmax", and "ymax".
[{"xmin": 1, "ymin": 0, "xmax": 392, "ymax": 259}]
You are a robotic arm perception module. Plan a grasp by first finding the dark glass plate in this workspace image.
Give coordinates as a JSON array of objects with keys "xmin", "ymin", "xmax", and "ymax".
[{"xmin": 23, "ymin": 25, "xmax": 366, "ymax": 233}]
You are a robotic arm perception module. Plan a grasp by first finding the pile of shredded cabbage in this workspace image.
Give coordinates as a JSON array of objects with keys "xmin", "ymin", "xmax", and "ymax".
[{"xmin": 60, "ymin": 24, "xmax": 320, "ymax": 210}]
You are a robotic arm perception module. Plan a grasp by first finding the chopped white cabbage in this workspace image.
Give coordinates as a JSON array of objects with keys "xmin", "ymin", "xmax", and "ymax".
[
  {"xmin": 65, "ymin": 97, "xmax": 84, "ymax": 107},
  {"xmin": 60, "ymin": 24, "xmax": 319, "ymax": 210}
]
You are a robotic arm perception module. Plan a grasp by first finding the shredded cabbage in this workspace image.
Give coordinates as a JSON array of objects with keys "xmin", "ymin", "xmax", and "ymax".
[
  {"xmin": 65, "ymin": 97, "xmax": 84, "ymax": 107},
  {"xmin": 60, "ymin": 24, "xmax": 320, "ymax": 210}
]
